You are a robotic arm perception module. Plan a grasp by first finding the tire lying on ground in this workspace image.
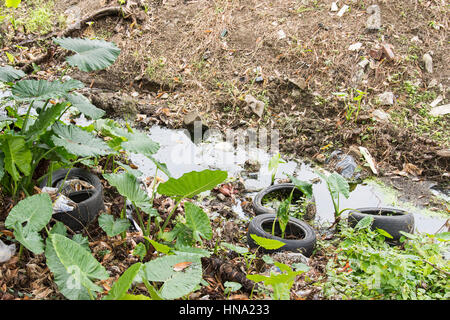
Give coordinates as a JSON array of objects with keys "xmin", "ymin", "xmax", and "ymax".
[
  {"xmin": 347, "ymin": 207, "xmax": 414, "ymax": 241},
  {"xmin": 40, "ymin": 168, "xmax": 104, "ymax": 232},
  {"xmin": 247, "ymin": 213, "xmax": 316, "ymax": 256},
  {"xmin": 252, "ymin": 183, "xmax": 316, "ymax": 221}
]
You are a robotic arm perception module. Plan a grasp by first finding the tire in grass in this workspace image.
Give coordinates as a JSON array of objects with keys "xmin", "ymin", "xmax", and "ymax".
[
  {"xmin": 247, "ymin": 213, "xmax": 316, "ymax": 256},
  {"xmin": 40, "ymin": 168, "xmax": 104, "ymax": 232}
]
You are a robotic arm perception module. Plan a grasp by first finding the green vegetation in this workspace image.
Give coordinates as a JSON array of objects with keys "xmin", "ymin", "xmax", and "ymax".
[{"xmin": 321, "ymin": 217, "xmax": 450, "ymax": 300}]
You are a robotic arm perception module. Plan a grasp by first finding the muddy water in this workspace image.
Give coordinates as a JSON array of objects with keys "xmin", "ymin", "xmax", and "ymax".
[{"xmin": 128, "ymin": 125, "xmax": 448, "ymax": 235}]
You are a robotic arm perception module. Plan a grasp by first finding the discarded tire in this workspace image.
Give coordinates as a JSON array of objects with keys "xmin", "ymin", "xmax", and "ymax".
[
  {"xmin": 348, "ymin": 207, "xmax": 414, "ymax": 241},
  {"xmin": 252, "ymin": 183, "xmax": 316, "ymax": 220},
  {"xmin": 40, "ymin": 168, "xmax": 104, "ymax": 231},
  {"xmin": 247, "ymin": 213, "xmax": 316, "ymax": 256}
]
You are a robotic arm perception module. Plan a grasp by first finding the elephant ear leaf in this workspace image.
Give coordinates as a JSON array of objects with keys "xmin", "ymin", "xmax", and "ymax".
[
  {"xmin": 51, "ymin": 123, "xmax": 112, "ymax": 157},
  {"xmin": 5, "ymin": 193, "xmax": 53, "ymax": 254},
  {"xmin": 45, "ymin": 234, "xmax": 109, "ymax": 300},
  {"xmin": 0, "ymin": 65, "xmax": 25, "ymax": 82},
  {"xmin": 157, "ymin": 169, "xmax": 227, "ymax": 200},
  {"xmin": 102, "ymin": 172, "xmax": 157, "ymax": 216},
  {"xmin": 184, "ymin": 202, "xmax": 212, "ymax": 241},
  {"xmin": 0, "ymin": 134, "xmax": 32, "ymax": 182},
  {"xmin": 98, "ymin": 214, "xmax": 130, "ymax": 237},
  {"xmin": 53, "ymin": 37, "xmax": 121, "ymax": 72},
  {"xmin": 11, "ymin": 79, "xmax": 84, "ymax": 101},
  {"xmin": 66, "ymin": 92, "xmax": 105, "ymax": 120}
]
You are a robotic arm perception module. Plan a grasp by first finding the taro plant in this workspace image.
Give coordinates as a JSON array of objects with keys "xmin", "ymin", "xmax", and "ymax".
[
  {"xmin": 269, "ymin": 175, "xmax": 313, "ymax": 238},
  {"xmin": 156, "ymin": 169, "xmax": 227, "ymax": 236},
  {"xmin": 268, "ymin": 152, "xmax": 285, "ymax": 185},
  {"xmin": 315, "ymin": 170, "xmax": 351, "ymax": 226},
  {"xmin": 4, "ymin": 193, "xmax": 107, "ymax": 300},
  {"xmin": 246, "ymin": 235, "xmax": 308, "ymax": 300},
  {"xmin": 0, "ymin": 37, "xmax": 121, "ymax": 198}
]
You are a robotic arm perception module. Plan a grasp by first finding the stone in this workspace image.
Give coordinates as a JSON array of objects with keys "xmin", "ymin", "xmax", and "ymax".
[
  {"xmin": 183, "ymin": 110, "xmax": 202, "ymax": 127},
  {"xmin": 244, "ymin": 94, "xmax": 265, "ymax": 118},
  {"xmin": 378, "ymin": 91, "xmax": 395, "ymax": 105},
  {"xmin": 366, "ymin": 5, "xmax": 381, "ymax": 31},
  {"xmin": 372, "ymin": 109, "xmax": 391, "ymax": 122},
  {"xmin": 423, "ymin": 53, "xmax": 433, "ymax": 73},
  {"xmin": 288, "ymin": 77, "xmax": 307, "ymax": 90},
  {"xmin": 381, "ymin": 43, "xmax": 395, "ymax": 60},
  {"xmin": 429, "ymin": 104, "xmax": 450, "ymax": 117}
]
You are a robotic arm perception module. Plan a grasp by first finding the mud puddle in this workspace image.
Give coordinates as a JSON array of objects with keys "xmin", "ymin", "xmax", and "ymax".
[{"xmin": 127, "ymin": 125, "xmax": 448, "ymax": 235}]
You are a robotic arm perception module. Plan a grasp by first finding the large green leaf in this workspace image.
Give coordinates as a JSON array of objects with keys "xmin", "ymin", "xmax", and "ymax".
[
  {"xmin": 103, "ymin": 263, "xmax": 142, "ymax": 300},
  {"xmin": 45, "ymin": 234, "xmax": 109, "ymax": 300},
  {"xmin": 5, "ymin": 0, "xmax": 21, "ymax": 8},
  {"xmin": 0, "ymin": 134, "xmax": 32, "ymax": 181},
  {"xmin": 287, "ymin": 174, "xmax": 313, "ymax": 198},
  {"xmin": 53, "ymin": 37, "xmax": 121, "ymax": 72},
  {"xmin": 12, "ymin": 226, "xmax": 45, "ymax": 254},
  {"xmin": 11, "ymin": 79, "xmax": 84, "ymax": 101},
  {"xmin": 25, "ymin": 102, "xmax": 67, "ymax": 141},
  {"xmin": 0, "ymin": 65, "xmax": 25, "ymax": 82},
  {"xmin": 5, "ymin": 193, "xmax": 53, "ymax": 254},
  {"xmin": 103, "ymin": 172, "xmax": 156, "ymax": 216},
  {"xmin": 249, "ymin": 234, "xmax": 286, "ymax": 250},
  {"xmin": 51, "ymin": 123, "xmax": 112, "ymax": 157},
  {"xmin": 5, "ymin": 193, "xmax": 53, "ymax": 232},
  {"xmin": 142, "ymin": 253, "xmax": 202, "ymax": 300},
  {"xmin": 98, "ymin": 214, "xmax": 130, "ymax": 237},
  {"xmin": 184, "ymin": 202, "xmax": 212, "ymax": 241},
  {"xmin": 66, "ymin": 92, "xmax": 105, "ymax": 120},
  {"xmin": 121, "ymin": 131, "xmax": 160, "ymax": 157},
  {"xmin": 327, "ymin": 172, "xmax": 350, "ymax": 199},
  {"xmin": 157, "ymin": 169, "xmax": 227, "ymax": 200}
]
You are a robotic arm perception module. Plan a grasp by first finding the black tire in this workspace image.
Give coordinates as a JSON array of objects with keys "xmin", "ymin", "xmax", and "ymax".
[
  {"xmin": 247, "ymin": 213, "xmax": 316, "ymax": 256},
  {"xmin": 252, "ymin": 183, "xmax": 316, "ymax": 220},
  {"xmin": 347, "ymin": 207, "xmax": 414, "ymax": 241},
  {"xmin": 40, "ymin": 168, "xmax": 104, "ymax": 232}
]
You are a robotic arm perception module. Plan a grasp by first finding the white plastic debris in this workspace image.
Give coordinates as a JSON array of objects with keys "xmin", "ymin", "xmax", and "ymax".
[
  {"xmin": 277, "ymin": 29, "xmax": 287, "ymax": 40},
  {"xmin": 337, "ymin": 4, "xmax": 349, "ymax": 17},
  {"xmin": 348, "ymin": 42, "xmax": 363, "ymax": 51},
  {"xmin": 41, "ymin": 187, "xmax": 77, "ymax": 214},
  {"xmin": 331, "ymin": 2, "xmax": 338, "ymax": 12},
  {"xmin": 0, "ymin": 239, "xmax": 16, "ymax": 263},
  {"xmin": 359, "ymin": 146, "xmax": 378, "ymax": 175}
]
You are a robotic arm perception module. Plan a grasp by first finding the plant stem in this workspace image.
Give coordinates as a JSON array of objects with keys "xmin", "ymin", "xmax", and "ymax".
[
  {"xmin": 160, "ymin": 198, "xmax": 182, "ymax": 234},
  {"xmin": 21, "ymin": 100, "xmax": 34, "ymax": 133}
]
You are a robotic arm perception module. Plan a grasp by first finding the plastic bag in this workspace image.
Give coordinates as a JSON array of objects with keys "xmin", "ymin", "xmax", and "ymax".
[
  {"xmin": 41, "ymin": 187, "xmax": 77, "ymax": 214},
  {"xmin": 0, "ymin": 239, "xmax": 16, "ymax": 263}
]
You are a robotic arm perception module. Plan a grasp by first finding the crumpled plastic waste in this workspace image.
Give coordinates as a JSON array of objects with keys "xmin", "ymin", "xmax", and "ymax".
[
  {"xmin": 327, "ymin": 150, "xmax": 359, "ymax": 179},
  {"xmin": 56, "ymin": 178, "xmax": 94, "ymax": 196},
  {"xmin": 41, "ymin": 187, "xmax": 78, "ymax": 214},
  {"xmin": 0, "ymin": 239, "xmax": 16, "ymax": 263}
]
